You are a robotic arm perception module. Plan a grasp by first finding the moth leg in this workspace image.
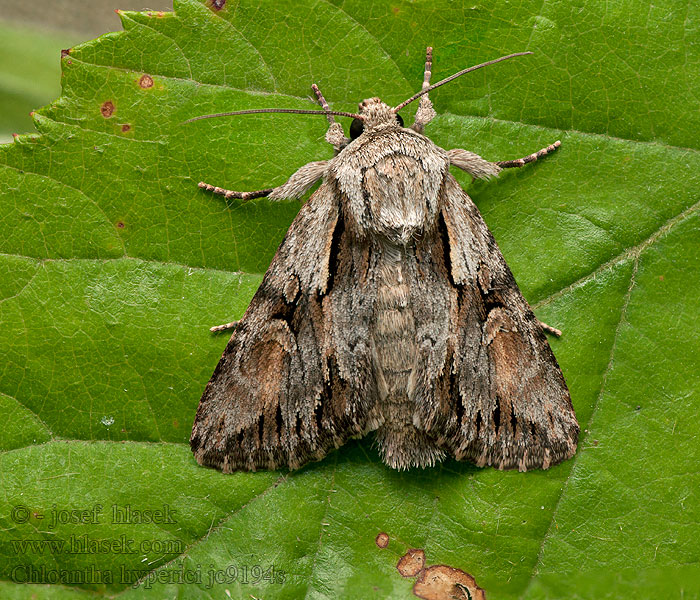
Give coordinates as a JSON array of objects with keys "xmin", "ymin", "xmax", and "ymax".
[
  {"xmin": 210, "ymin": 320, "xmax": 239, "ymax": 333},
  {"xmin": 197, "ymin": 183, "xmax": 273, "ymax": 201},
  {"xmin": 447, "ymin": 149, "xmax": 502, "ymax": 180},
  {"xmin": 411, "ymin": 46, "xmax": 437, "ymax": 133},
  {"xmin": 538, "ymin": 320, "xmax": 562, "ymax": 337},
  {"xmin": 496, "ymin": 140, "xmax": 561, "ymax": 169},
  {"xmin": 198, "ymin": 160, "xmax": 328, "ymax": 202},
  {"xmin": 312, "ymin": 84, "xmax": 350, "ymax": 152},
  {"xmin": 448, "ymin": 140, "xmax": 561, "ymax": 180}
]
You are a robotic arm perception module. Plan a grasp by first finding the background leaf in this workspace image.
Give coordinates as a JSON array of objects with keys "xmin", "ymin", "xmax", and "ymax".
[
  {"xmin": 1, "ymin": 0, "xmax": 698, "ymax": 598},
  {"xmin": 0, "ymin": 20, "xmax": 82, "ymax": 143}
]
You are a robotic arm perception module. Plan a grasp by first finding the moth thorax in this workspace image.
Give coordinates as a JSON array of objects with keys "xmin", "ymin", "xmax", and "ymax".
[{"xmin": 362, "ymin": 152, "xmax": 441, "ymax": 245}]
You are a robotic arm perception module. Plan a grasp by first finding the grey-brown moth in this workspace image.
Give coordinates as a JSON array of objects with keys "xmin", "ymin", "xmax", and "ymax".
[{"xmin": 189, "ymin": 48, "xmax": 579, "ymax": 473}]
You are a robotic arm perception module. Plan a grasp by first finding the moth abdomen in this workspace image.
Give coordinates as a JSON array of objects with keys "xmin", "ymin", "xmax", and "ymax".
[{"xmin": 371, "ymin": 238, "xmax": 446, "ymax": 469}]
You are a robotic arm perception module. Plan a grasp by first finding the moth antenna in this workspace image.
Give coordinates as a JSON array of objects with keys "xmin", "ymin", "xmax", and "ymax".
[
  {"xmin": 311, "ymin": 84, "xmax": 336, "ymax": 126},
  {"xmin": 393, "ymin": 51, "xmax": 533, "ymax": 113},
  {"xmin": 184, "ymin": 108, "xmax": 363, "ymax": 124},
  {"xmin": 421, "ymin": 46, "xmax": 433, "ymax": 92}
]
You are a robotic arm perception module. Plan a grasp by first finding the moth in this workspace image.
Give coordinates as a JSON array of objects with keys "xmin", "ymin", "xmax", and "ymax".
[{"xmin": 189, "ymin": 48, "xmax": 579, "ymax": 473}]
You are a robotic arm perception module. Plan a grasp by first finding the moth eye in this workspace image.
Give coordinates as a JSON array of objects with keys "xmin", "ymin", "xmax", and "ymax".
[
  {"xmin": 350, "ymin": 118, "xmax": 364, "ymax": 140},
  {"xmin": 395, "ymin": 113, "xmax": 404, "ymax": 127}
]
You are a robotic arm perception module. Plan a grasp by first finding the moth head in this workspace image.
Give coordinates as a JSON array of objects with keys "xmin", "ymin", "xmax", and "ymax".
[{"xmin": 350, "ymin": 98, "xmax": 404, "ymax": 139}]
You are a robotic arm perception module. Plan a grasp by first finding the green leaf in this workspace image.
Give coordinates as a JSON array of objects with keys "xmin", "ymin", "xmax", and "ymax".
[{"xmin": 1, "ymin": 1, "xmax": 698, "ymax": 598}]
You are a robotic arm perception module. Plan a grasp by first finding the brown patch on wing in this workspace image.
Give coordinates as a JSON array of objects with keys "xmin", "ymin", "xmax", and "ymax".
[
  {"xmin": 283, "ymin": 274, "xmax": 300, "ymax": 303},
  {"xmin": 413, "ymin": 565, "xmax": 486, "ymax": 600},
  {"xmin": 244, "ymin": 323, "xmax": 290, "ymax": 408}
]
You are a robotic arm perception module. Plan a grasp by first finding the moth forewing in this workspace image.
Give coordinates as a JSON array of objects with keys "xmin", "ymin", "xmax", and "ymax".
[{"xmin": 190, "ymin": 48, "xmax": 578, "ymax": 473}]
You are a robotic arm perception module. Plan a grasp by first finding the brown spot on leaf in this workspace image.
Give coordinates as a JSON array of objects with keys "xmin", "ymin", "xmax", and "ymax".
[
  {"xmin": 116, "ymin": 221, "xmax": 125, "ymax": 229},
  {"xmin": 398, "ymin": 549, "xmax": 425, "ymax": 577},
  {"xmin": 378, "ymin": 532, "xmax": 487, "ymax": 599},
  {"xmin": 375, "ymin": 532, "xmax": 389, "ymax": 549},
  {"xmin": 101, "ymin": 101, "xmax": 115, "ymax": 118},
  {"xmin": 173, "ymin": 419, "xmax": 179, "ymax": 428},
  {"xmin": 413, "ymin": 565, "xmax": 486, "ymax": 600},
  {"xmin": 121, "ymin": 124, "xmax": 131, "ymax": 133},
  {"xmin": 210, "ymin": 0, "xmax": 226, "ymax": 10},
  {"xmin": 139, "ymin": 74, "xmax": 154, "ymax": 89},
  {"xmin": 61, "ymin": 48, "xmax": 71, "ymax": 58},
  {"xmin": 392, "ymin": 6, "xmax": 400, "ymax": 14},
  {"xmin": 659, "ymin": 275, "xmax": 664, "ymax": 281}
]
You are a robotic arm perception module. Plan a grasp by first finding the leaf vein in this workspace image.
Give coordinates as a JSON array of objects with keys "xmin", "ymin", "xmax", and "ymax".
[
  {"xmin": 533, "ymin": 197, "xmax": 700, "ymax": 309},
  {"xmin": 520, "ymin": 243, "xmax": 642, "ymax": 598}
]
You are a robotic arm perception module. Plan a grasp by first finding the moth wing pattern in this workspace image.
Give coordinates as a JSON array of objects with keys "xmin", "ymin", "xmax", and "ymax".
[
  {"xmin": 415, "ymin": 173, "xmax": 578, "ymax": 471},
  {"xmin": 190, "ymin": 180, "xmax": 377, "ymax": 472}
]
